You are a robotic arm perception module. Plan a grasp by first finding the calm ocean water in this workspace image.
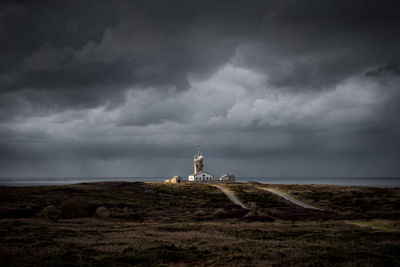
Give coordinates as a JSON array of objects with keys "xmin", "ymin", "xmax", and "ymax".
[{"xmin": 0, "ymin": 176, "xmax": 399, "ymax": 187}]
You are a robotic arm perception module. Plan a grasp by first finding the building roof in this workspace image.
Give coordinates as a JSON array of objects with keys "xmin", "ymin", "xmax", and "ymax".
[
  {"xmin": 188, "ymin": 171, "xmax": 214, "ymax": 176},
  {"xmin": 220, "ymin": 173, "xmax": 235, "ymax": 180}
]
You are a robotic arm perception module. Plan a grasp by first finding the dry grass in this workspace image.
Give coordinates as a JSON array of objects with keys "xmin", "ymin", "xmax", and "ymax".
[
  {"xmin": 1, "ymin": 218, "xmax": 400, "ymax": 266},
  {"xmin": 0, "ymin": 182, "xmax": 400, "ymax": 266},
  {"xmin": 262, "ymin": 184, "xmax": 400, "ymax": 219}
]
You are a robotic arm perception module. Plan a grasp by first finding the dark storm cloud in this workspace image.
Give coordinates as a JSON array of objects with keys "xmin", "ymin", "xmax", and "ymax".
[
  {"xmin": 0, "ymin": 0, "xmax": 400, "ymax": 177},
  {"xmin": 1, "ymin": 0, "xmax": 400, "ymax": 112},
  {"xmin": 365, "ymin": 63, "xmax": 400, "ymax": 77},
  {"xmin": 0, "ymin": 0, "xmax": 116, "ymax": 72},
  {"xmin": 0, "ymin": 0, "xmax": 269, "ymax": 119},
  {"xmin": 236, "ymin": 1, "xmax": 400, "ymax": 90}
]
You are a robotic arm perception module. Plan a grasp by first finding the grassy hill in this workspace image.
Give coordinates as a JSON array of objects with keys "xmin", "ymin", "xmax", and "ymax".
[{"xmin": 1, "ymin": 182, "xmax": 399, "ymax": 266}]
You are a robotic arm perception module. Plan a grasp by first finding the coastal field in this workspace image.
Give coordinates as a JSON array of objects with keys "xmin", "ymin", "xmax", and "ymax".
[{"xmin": 1, "ymin": 182, "xmax": 399, "ymax": 266}]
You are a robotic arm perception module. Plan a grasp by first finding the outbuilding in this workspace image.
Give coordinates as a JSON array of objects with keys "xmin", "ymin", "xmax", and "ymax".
[
  {"xmin": 165, "ymin": 175, "xmax": 183, "ymax": 183},
  {"xmin": 219, "ymin": 173, "xmax": 235, "ymax": 183}
]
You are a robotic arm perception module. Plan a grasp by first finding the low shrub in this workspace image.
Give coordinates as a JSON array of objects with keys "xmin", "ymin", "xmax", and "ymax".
[
  {"xmin": 41, "ymin": 205, "xmax": 61, "ymax": 220},
  {"xmin": 60, "ymin": 198, "xmax": 94, "ymax": 219},
  {"xmin": 96, "ymin": 207, "xmax": 109, "ymax": 218}
]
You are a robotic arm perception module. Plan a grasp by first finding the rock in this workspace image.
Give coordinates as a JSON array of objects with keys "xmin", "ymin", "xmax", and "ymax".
[
  {"xmin": 122, "ymin": 206, "xmax": 131, "ymax": 213},
  {"xmin": 194, "ymin": 210, "xmax": 206, "ymax": 216},
  {"xmin": 60, "ymin": 198, "xmax": 93, "ymax": 219},
  {"xmin": 242, "ymin": 211, "xmax": 275, "ymax": 222},
  {"xmin": 96, "ymin": 207, "xmax": 109, "ymax": 218},
  {"xmin": 214, "ymin": 208, "xmax": 226, "ymax": 216},
  {"xmin": 243, "ymin": 211, "xmax": 257, "ymax": 218},
  {"xmin": 41, "ymin": 205, "xmax": 61, "ymax": 220},
  {"xmin": 19, "ymin": 203, "xmax": 40, "ymax": 211},
  {"xmin": 24, "ymin": 205, "xmax": 33, "ymax": 211},
  {"xmin": 247, "ymin": 202, "xmax": 257, "ymax": 210}
]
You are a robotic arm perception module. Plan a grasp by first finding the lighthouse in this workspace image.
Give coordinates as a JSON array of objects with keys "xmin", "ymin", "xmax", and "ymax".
[
  {"xmin": 188, "ymin": 144, "xmax": 214, "ymax": 182},
  {"xmin": 193, "ymin": 144, "xmax": 204, "ymax": 173}
]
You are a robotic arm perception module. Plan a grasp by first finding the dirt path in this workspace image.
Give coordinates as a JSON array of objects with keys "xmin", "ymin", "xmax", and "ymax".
[
  {"xmin": 213, "ymin": 185, "xmax": 248, "ymax": 209},
  {"xmin": 257, "ymin": 187, "xmax": 321, "ymax": 210}
]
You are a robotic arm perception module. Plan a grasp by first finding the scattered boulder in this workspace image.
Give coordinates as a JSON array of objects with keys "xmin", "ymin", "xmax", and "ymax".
[
  {"xmin": 19, "ymin": 203, "xmax": 40, "ymax": 211},
  {"xmin": 122, "ymin": 206, "xmax": 133, "ymax": 213},
  {"xmin": 96, "ymin": 207, "xmax": 109, "ymax": 218},
  {"xmin": 60, "ymin": 198, "xmax": 93, "ymax": 219},
  {"xmin": 243, "ymin": 211, "xmax": 275, "ymax": 222},
  {"xmin": 194, "ymin": 210, "xmax": 206, "ymax": 216},
  {"xmin": 214, "ymin": 208, "xmax": 227, "ymax": 217},
  {"xmin": 243, "ymin": 211, "xmax": 257, "ymax": 218},
  {"xmin": 24, "ymin": 205, "xmax": 33, "ymax": 212},
  {"xmin": 41, "ymin": 205, "xmax": 61, "ymax": 220},
  {"xmin": 247, "ymin": 202, "xmax": 257, "ymax": 210}
]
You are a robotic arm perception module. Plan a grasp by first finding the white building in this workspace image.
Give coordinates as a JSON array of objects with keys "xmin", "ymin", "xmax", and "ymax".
[
  {"xmin": 188, "ymin": 171, "xmax": 214, "ymax": 182},
  {"xmin": 219, "ymin": 173, "xmax": 235, "ymax": 183}
]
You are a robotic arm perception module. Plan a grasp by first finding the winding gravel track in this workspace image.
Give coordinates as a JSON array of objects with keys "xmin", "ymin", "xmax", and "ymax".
[
  {"xmin": 257, "ymin": 187, "xmax": 321, "ymax": 210},
  {"xmin": 213, "ymin": 185, "xmax": 248, "ymax": 209}
]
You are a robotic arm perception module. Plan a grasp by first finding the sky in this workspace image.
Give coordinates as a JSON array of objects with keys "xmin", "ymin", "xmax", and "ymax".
[{"xmin": 0, "ymin": 0, "xmax": 399, "ymax": 178}]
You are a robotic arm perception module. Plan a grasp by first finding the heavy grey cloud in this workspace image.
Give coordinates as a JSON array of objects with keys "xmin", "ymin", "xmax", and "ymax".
[{"xmin": 0, "ymin": 0, "xmax": 399, "ymax": 177}]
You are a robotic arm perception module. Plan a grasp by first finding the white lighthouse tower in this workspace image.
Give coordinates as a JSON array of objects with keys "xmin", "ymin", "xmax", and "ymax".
[{"xmin": 188, "ymin": 144, "xmax": 214, "ymax": 182}]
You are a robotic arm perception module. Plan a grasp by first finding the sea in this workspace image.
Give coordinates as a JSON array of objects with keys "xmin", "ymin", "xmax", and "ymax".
[{"xmin": 0, "ymin": 176, "xmax": 399, "ymax": 187}]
